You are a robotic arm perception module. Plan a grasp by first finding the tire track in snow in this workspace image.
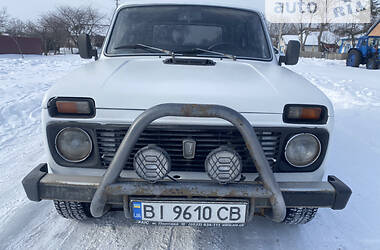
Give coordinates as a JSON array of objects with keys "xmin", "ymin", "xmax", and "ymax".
[
  {"xmin": 0, "ymin": 55, "xmax": 87, "ymax": 149},
  {"xmin": 1, "ymin": 203, "xmax": 56, "ymax": 250},
  {"xmin": 288, "ymin": 59, "xmax": 380, "ymax": 109}
]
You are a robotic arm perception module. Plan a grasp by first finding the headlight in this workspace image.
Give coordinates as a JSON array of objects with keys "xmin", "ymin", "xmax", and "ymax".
[
  {"xmin": 285, "ymin": 133, "xmax": 321, "ymax": 167},
  {"xmin": 55, "ymin": 128, "xmax": 93, "ymax": 163}
]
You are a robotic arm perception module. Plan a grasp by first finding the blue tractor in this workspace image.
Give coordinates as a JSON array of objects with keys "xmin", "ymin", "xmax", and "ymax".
[{"xmin": 346, "ymin": 36, "xmax": 380, "ymax": 69}]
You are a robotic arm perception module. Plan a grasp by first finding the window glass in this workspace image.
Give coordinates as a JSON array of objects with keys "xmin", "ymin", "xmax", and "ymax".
[{"xmin": 106, "ymin": 5, "xmax": 271, "ymax": 60}]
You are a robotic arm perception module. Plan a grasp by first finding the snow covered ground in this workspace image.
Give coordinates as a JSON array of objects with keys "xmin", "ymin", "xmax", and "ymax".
[{"xmin": 0, "ymin": 55, "xmax": 379, "ymax": 250}]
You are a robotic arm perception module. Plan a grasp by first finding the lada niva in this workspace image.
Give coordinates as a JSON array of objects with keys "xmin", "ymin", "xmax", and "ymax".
[{"xmin": 22, "ymin": 0, "xmax": 351, "ymax": 226}]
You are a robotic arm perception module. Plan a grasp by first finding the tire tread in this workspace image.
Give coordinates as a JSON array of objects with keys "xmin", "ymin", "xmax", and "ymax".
[
  {"xmin": 283, "ymin": 208, "xmax": 318, "ymax": 225},
  {"xmin": 53, "ymin": 200, "xmax": 91, "ymax": 221}
]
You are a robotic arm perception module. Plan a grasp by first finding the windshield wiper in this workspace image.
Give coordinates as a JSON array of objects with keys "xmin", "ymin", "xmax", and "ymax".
[
  {"xmin": 196, "ymin": 48, "xmax": 237, "ymax": 61},
  {"xmin": 114, "ymin": 44, "xmax": 175, "ymax": 57},
  {"xmin": 175, "ymin": 48, "xmax": 237, "ymax": 61},
  {"xmin": 114, "ymin": 44, "xmax": 237, "ymax": 61}
]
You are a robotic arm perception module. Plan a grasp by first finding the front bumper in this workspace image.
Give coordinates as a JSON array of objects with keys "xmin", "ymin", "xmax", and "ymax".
[
  {"xmin": 27, "ymin": 103, "xmax": 351, "ymax": 223},
  {"xmin": 23, "ymin": 164, "xmax": 352, "ymax": 216}
]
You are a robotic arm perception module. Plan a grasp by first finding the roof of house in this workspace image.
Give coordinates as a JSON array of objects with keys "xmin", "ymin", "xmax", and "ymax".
[
  {"xmin": 282, "ymin": 31, "xmax": 339, "ymax": 46},
  {"xmin": 368, "ymin": 20, "xmax": 380, "ymax": 36},
  {"xmin": 120, "ymin": 0, "xmax": 265, "ymax": 13}
]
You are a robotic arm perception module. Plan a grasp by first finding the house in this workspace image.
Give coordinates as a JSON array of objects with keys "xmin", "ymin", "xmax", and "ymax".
[
  {"xmin": 280, "ymin": 31, "xmax": 339, "ymax": 53},
  {"xmin": 0, "ymin": 34, "xmax": 42, "ymax": 55}
]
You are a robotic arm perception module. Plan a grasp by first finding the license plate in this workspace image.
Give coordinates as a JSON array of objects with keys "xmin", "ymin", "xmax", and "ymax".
[{"xmin": 131, "ymin": 200, "xmax": 248, "ymax": 227}]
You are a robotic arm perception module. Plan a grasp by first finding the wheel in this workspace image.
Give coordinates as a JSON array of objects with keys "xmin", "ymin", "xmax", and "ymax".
[
  {"xmin": 366, "ymin": 57, "xmax": 379, "ymax": 70},
  {"xmin": 346, "ymin": 50, "xmax": 362, "ymax": 67},
  {"xmin": 282, "ymin": 208, "xmax": 318, "ymax": 225},
  {"xmin": 54, "ymin": 200, "xmax": 92, "ymax": 220}
]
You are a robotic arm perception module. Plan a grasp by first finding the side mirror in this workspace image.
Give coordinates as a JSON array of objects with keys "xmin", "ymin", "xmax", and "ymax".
[
  {"xmin": 280, "ymin": 40, "xmax": 300, "ymax": 65},
  {"xmin": 78, "ymin": 34, "xmax": 98, "ymax": 60}
]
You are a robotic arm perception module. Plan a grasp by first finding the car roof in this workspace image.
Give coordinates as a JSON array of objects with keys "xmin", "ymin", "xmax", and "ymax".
[{"xmin": 119, "ymin": 0, "xmax": 265, "ymax": 13}]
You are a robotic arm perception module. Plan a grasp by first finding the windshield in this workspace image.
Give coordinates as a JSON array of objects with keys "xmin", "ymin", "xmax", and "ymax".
[
  {"xmin": 106, "ymin": 5, "xmax": 271, "ymax": 60},
  {"xmin": 368, "ymin": 37, "xmax": 380, "ymax": 47}
]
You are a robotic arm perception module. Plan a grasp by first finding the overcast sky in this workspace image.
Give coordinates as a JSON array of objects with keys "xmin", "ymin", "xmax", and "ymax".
[{"xmin": 1, "ymin": 0, "xmax": 125, "ymax": 21}]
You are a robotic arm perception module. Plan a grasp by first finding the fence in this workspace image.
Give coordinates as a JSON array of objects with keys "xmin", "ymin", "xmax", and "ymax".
[
  {"xmin": 0, "ymin": 35, "xmax": 42, "ymax": 55},
  {"xmin": 300, "ymin": 51, "xmax": 347, "ymax": 60}
]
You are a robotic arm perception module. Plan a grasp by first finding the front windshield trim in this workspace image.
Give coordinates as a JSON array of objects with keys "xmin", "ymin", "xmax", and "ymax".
[
  {"xmin": 103, "ymin": 4, "xmax": 273, "ymax": 62},
  {"xmin": 104, "ymin": 53, "xmax": 273, "ymax": 62}
]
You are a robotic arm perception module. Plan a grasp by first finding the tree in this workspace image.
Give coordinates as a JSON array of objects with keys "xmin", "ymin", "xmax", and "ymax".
[
  {"xmin": 27, "ymin": 6, "xmax": 106, "ymax": 55},
  {"xmin": 37, "ymin": 14, "xmax": 70, "ymax": 54},
  {"xmin": 54, "ymin": 6, "xmax": 106, "ymax": 47},
  {"xmin": 372, "ymin": 0, "xmax": 380, "ymax": 20},
  {"xmin": 0, "ymin": 7, "xmax": 9, "ymax": 33},
  {"xmin": 268, "ymin": 23, "xmax": 296, "ymax": 48},
  {"xmin": 317, "ymin": 23, "xmax": 331, "ymax": 52},
  {"xmin": 291, "ymin": 22, "xmax": 321, "ymax": 52},
  {"xmin": 5, "ymin": 18, "xmax": 28, "ymax": 36},
  {"xmin": 0, "ymin": 5, "xmax": 106, "ymax": 55},
  {"xmin": 333, "ymin": 23, "xmax": 366, "ymax": 47}
]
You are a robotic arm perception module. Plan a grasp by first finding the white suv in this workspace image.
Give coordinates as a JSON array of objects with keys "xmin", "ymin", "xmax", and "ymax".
[{"xmin": 22, "ymin": 0, "xmax": 351, "ymax": 226}]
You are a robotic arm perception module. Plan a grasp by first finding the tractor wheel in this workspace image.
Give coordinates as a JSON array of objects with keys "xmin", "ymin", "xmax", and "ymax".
[
  {"xmin": 346, "ymin": 50, "xmax": 361, "ymax": 67},
  {"xmin": 366, "ymin": 57, "xmax": 379, "ymax": 70}
]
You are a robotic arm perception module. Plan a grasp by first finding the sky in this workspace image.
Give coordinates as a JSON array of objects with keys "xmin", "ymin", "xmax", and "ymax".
[{"xmin": 1, "ymin": 0, "xmax": 125, "ymax": 21}]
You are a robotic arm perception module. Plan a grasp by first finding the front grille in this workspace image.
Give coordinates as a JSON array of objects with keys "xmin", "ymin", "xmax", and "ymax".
[{"xmin": 96, "ymin": 126, "xmax": 282, "ymax": 173}]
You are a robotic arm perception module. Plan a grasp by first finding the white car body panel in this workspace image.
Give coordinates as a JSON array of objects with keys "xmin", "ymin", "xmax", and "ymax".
[
  {"xmin": 42, "ymin": 1, "xmax": 335, "ymax": 183},
  {"xmin": 43, "ymin": 57, "xmax": 334, "ymax": 115}
]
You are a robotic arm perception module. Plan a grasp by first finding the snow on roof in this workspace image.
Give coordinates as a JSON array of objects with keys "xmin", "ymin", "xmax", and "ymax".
[
  {"xmin": 282, "ymin": 31, "xmax": 339, "ymax": 46},
  {"xmin": 120, "ymin": 0, "xmax": 265, "ymax": 13},
  {"xmin": 317, "ymin": 31, "xmax": 339, "ymax": 44},
  {"xmin": 340, "ymin": 34, "xmax": 362, "ymax": 40},
  {"xmin": 282, "ymin": 35, "xmax": 300, "ymax": 44},
  {"xmin": 305, "ymin": 33, "xmax": 319, "ymax": 46}
]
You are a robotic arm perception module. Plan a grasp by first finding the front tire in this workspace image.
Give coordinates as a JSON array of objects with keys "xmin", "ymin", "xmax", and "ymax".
[
  {"xmin": 366, "ymin": 57, "xmax": 379, "ymax": 70},
  {"xmin": 346, "ymin": 50, "xmax": 362, "ymax": 67},
  {"xmin": 54, "ymin": 200, "xmax": 92, "ymax": 221},
  {"xmin": 282, "ymin": 208, "xmax": 318, "ymax": 224}
]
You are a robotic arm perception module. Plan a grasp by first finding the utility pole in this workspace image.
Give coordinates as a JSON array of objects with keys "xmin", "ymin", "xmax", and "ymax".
[{"xmin": 115, "ymin": 0, "xmax": 119, "ymax": 9}]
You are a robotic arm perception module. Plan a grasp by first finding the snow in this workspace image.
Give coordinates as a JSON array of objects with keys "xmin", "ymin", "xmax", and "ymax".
[{"xmin": 1, "ymin": 54, "xmax": 380, "ymax": 249}]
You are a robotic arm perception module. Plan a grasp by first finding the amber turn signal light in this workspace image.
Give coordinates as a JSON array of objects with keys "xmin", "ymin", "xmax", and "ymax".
[
  {"xmin": 56, "ymin": 101, "xmax": 91, "ymax": 114},
  {"xmin": 284, "ymin": 105, "xmax": 327, "ymax": 124},
  {"xmin": 48, "ymin": 98, "xmax": 95, "ymax": 118}
]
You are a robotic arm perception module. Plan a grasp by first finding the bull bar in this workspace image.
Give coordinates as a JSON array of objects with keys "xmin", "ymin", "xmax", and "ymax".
[{"xmin": 22, "ymin": 104, "xmax": 352, "ymax": 223}]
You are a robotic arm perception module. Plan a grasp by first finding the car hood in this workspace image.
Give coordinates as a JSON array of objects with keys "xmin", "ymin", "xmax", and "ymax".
[{"xmin": 44, "ymin": 57, "xmax": 333, "ymax": 115}]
